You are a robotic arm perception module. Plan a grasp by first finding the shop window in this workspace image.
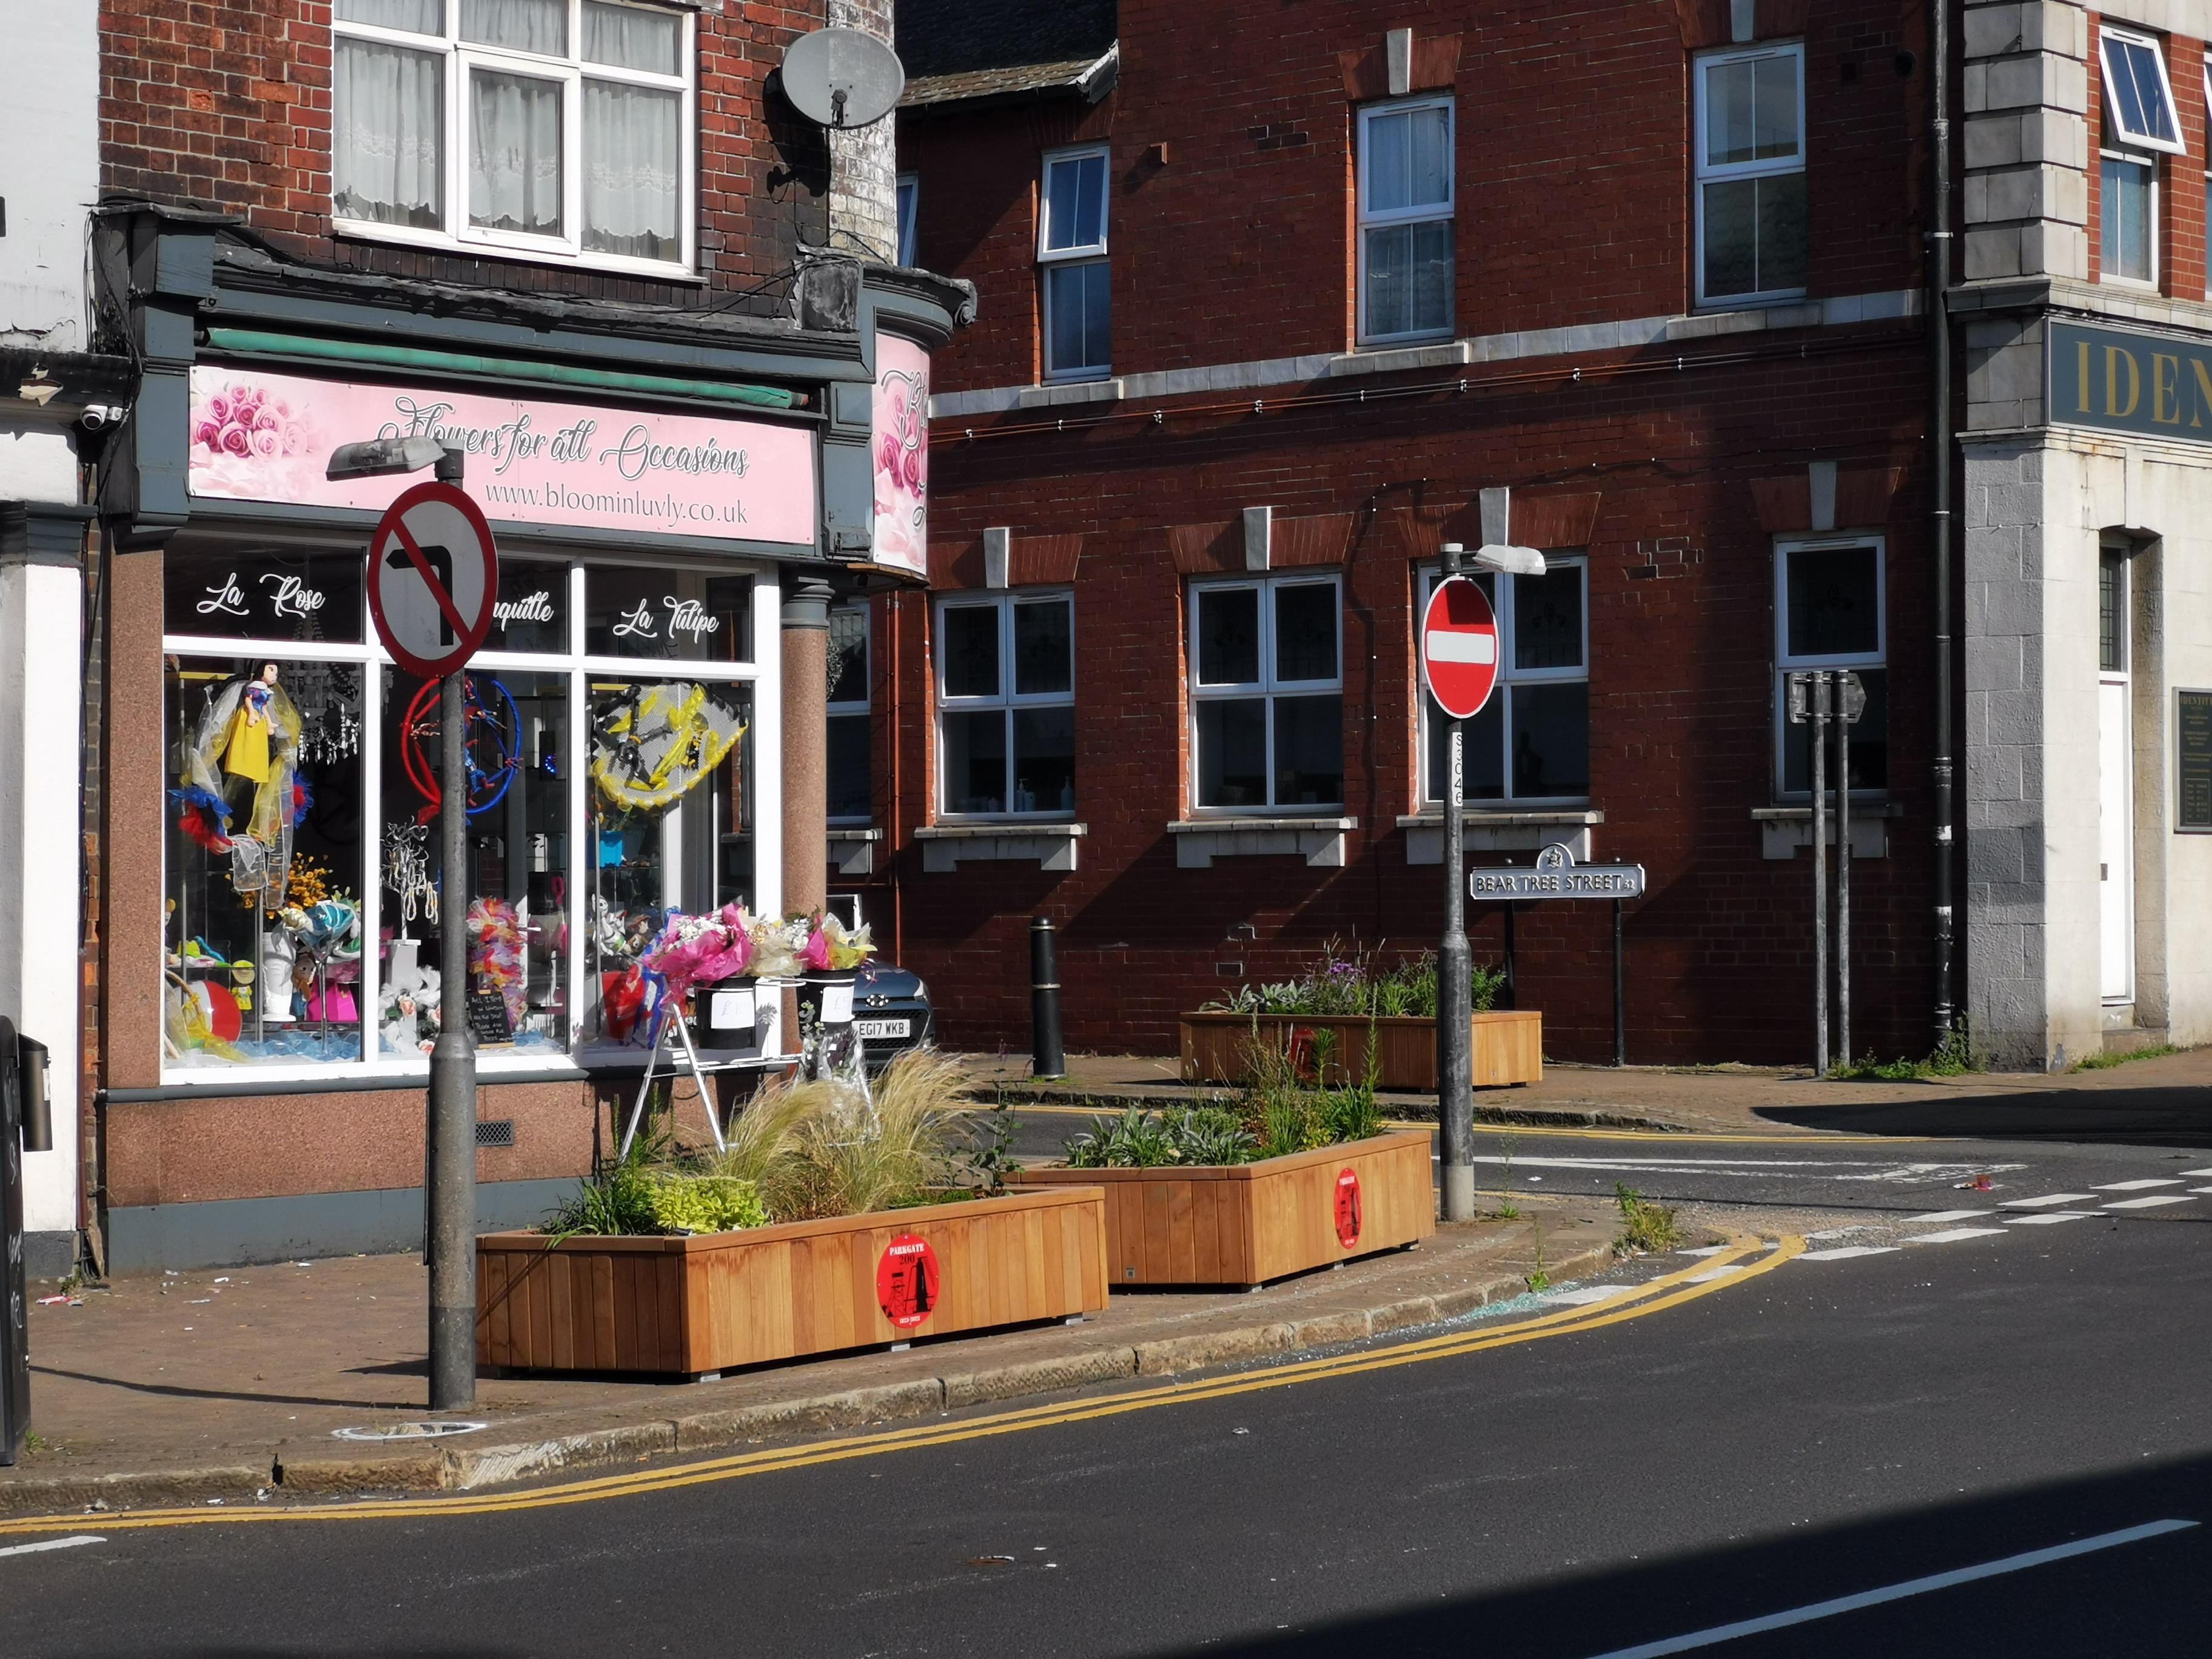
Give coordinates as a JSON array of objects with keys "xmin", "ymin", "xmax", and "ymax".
[
  {"xmin": 158, "ymin": 553, "xmax": 764, "ymax": 1079},
  {"xmin": 1190, "ymin": 575, "xmax": 1343, "ymax": 811},
  {"xmin": 332, "ymin": 0, "xmax": 694, "ymax": 274},
  {"xmin": 936, "ymin": 592, "xmax": 1076, "ymax": 817},
  {"xmin": 1774, "ymin": 537, "xmax": 1887, "ymax": 794},
  {"xmin": 1421, "ymin": 560, "xmax": 1590, "ymax": 805},
  {"xmin": 1695, "ymin": 43, "xmax": 1807, "ymax": 305},
  {"xmin": 828, "ymin": 602, "xmax": 871, "ymax": 823},
  {"xmin": 1357, "ymin": 96, "xmax": 1455, "ymax": 344},
  {"xmin": 1039, "ymin": 146, "xmax": 1110, "ymax": 380},
  {"xmin": 896, "ymin": 173, "xmax": 919, "ymax": 267}
]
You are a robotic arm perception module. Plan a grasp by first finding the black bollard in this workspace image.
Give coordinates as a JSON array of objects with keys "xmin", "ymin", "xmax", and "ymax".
[{"xmin": 1030, "ymin": 916, "xmax": 1065, "ymax": 1080}]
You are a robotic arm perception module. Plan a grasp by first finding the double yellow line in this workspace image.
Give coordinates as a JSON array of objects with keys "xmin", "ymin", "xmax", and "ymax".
[{"xmin": 0, "ymin": 1235, "xmax": 1801, "ymax": 1536}]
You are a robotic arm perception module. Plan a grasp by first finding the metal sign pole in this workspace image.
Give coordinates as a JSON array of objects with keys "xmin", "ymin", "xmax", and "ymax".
[
  {"xmin": 1613, "ymin": 897, "xmax": 1626, "ymax": 1067},
  {"xmin": 1810, "ymin": 672, "xmax": 1830, "ymax": 1079},
  {"xmin": 427, "ymin": 666, "xmax": 477, "ymax": 1410},
  {"xmin": 1436, "ymin": 545, "xmax": 1475, "ymax": 1223},
  {"xmin": 1835, "ymin": 677, "xmax": 1853, "ymax": 1072}
]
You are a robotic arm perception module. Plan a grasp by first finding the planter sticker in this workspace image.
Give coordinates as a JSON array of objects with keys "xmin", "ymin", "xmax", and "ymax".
[
  {"xmin": 1334, "ymin": 1168, "xmax": 1362, "ymax": 1249},
  {"xmin": 877, "ymin": 1233, "xmax": 940, "ymax": 1329}
]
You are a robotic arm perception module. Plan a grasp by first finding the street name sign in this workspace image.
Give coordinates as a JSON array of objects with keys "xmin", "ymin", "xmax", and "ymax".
[
  {"xmin": 366, "ymin": 480, "xmax": 499, "ymax": 680},
  {"xmin": 1469, "ymin": 841, "xmax": 1646, "ymax": 900},
  {"xmin": 1421, "ymin": 575, "xmax": 1500, "ymax": 720}
]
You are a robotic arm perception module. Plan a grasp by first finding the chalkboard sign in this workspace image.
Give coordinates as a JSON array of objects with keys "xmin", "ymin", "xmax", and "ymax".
[
  {"xmin": 467, "ymin": 989, "xmax": 515, "ymax": 1045},
  {"xmin": 2181, "ymin": 691, "xmax": 2212, "ymax": 831}
]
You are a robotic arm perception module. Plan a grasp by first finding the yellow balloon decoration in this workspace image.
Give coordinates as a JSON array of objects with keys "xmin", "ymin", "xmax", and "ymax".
[{"xmin": 589, "ymin": 682, "xmax": 747, "ymax": 812}]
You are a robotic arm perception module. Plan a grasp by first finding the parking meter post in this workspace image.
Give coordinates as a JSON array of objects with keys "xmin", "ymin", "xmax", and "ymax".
[
  {"xmin": 1836, "ymin": 674, "xmax": 1854, "ymax": 1073},
  {"xmin": 1810, "ymin": 672, "xmax": 1830, "ymax": 1079},
  {"xmin": 1030, "ymin": 916, "xmax": 1065, "ymax": 1081}
]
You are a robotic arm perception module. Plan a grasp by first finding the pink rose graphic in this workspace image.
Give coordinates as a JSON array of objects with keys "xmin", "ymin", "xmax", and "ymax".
[
  {"xmin": 207, "ymin": 394, "xmax": 231, "ymax": 426},
  {"xmin": 252, "ymin": 406, "xmax": 281, "ymax": 432},
  {"xmin": 194, "ymin": 420, "xmax": 222, "ymax": 450},
  {"xmin": 251, "ymin": 429, "xmax": 281, "ymax": 458},
  {"xmin": 221, "ymin": 424, "xmax": 252, "ymax": 457}
]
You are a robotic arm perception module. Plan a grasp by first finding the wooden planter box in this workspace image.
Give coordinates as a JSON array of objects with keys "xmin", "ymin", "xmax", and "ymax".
[
  {"xmin": 1178, "ymin": 1010, "xmax": 1543, "ymax": 1091},
  {"xmin": 475, "ymin": 1185, "xmax": 1108, "ymax": 1378},
  {"xmin": 1005, "ymin": 1129, "xmax": 1434, "ymax": 1288}
]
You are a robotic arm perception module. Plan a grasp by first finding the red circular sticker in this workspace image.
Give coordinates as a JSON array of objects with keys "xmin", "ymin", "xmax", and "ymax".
[
  {"xmin": 876, "ymin": 1233, "xmax": 940, "ymax": 1330},
  {"xmin": 1333, "ymin": 1168, "xmax": 1362, "ymax": 1249}
]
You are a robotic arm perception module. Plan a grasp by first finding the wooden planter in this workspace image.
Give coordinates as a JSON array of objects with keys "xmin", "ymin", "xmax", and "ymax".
[
  {"xmin": 475, "ymin": 1185, "xmax": 1108, "ymax": 1378},
  {"xmin": 1178, "ymin": 1010, "xmax": 1541, "ymax": 1091},
  {"xmin": 1005, "ymin": 1129, "xmax": 1434, "ymax": 1288}
]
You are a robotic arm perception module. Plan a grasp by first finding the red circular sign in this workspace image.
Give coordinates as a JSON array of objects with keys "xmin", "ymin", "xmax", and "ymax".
[
  {"xmin": 1333, "ymin": 1168, "xmax": 1362, "ymax": 1250},
  {"xmin": 365, "ymin": 480, "xmax": 500, "ymax": 680},
  {"xmin": 876, "ymin": 1233, "xmax": 940, "ymax": 1329},
  {"xmin": 1421, "ymin": 576, "xmax": 1500, "ymax": 721}
]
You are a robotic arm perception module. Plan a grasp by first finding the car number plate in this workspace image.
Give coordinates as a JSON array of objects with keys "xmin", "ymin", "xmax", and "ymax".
[{"xmin": 854, "ymin": 1018, "xmax": 911, "ymax": 1040}]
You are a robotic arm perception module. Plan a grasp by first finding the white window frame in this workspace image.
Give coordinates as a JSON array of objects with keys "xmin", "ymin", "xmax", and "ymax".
[
  {"xmin": 2099, "ymin": 146, "xmax": 2160, "ymax": 288},
  {"xmin": 1418, "ymin": 559, "xmax": 1591, "ymax": 806},
  {"xmin": 158, "ymin": 556, "xmax": 776, "ymax": 1087},
  {"xmin": 1692, "ymin": 41, "xmax": 1808, "ymax": 308},
  {"xmin": 1773, "ymin": 534, "xmax": 1886, "ymax": 799},
  {"xmin": 1356, "ymin": 95, "xmax": 1457, "ymax": 346},
  {"xmin": 896, "ymin": 172, "xmax": 919, "ymax": 267},
  {"xmin": 1037, "ymin": 144, "xmax": 1111, "ymax": 381},
  {"xmin": 827, "ymin": 600, "xmax": 871, "ymax": 826},
  {"xmin": 2100, "ymin": 27, "xmax": 2186, "ymax": 156},
  {"xmin": 1187, "ymin": 572, "xmax": 1346, "ymax": 816},
  {"xmin": 331, "ymin": 0, "xmax": 697, "ymax": 279},
  {"xmin": 934, "ymin": 589, "xmax": 1078, "ymax": 821}
]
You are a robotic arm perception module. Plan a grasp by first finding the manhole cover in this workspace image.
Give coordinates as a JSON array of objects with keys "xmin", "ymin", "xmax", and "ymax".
[{"xmin": 330, "ymin": 1421, "xmax": 489, "ymax": 1441}]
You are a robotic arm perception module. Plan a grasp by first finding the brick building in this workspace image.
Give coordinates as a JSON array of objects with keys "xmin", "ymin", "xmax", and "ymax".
[
  {"xmin": 856, "ymin": 0, "xmax": 2212, "ymax": 1072},
  {"xmin": 67, "ymin": 0, "xmax": 967, "ymax": 1269}
]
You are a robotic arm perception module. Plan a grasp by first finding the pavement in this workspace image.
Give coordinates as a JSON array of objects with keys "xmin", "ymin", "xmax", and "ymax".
[{"xmin": 4, "ymin": 1183, "xmax": 2207, "ymax": 1655}]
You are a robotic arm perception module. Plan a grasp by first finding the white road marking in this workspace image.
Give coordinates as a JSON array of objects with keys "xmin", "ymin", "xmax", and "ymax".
[
  {"xmin": 0, "ymin": 1536, "xmax": 105, "ymax": 1560},
  {"xmin": 1465, "ymin": 1156, "xmax": 2026, "ymax": 1185},
  {"xmin": 2179, "ymin": 1168, "xmax": 2212, "ymax": 1177},
  {"xmin": 1904, "ymin": 1210, "xmax": 1995, "ymax": 1225},
  {"xmin": 1905, "ymin": 1227, "xmax": 2009, "ymax": 1245},
  {"xmin": 2103, "ymin": 1195, "xmax": 2195, "ymax": 1210},
  {"xmin": 2002, "ymin": 1192, "xmax": 2098, "ymax": 1208},
  {"xmin": 1797, "ymin": 1245, "xmax": 1899, "ymax": 1261},
  {"xmin": 1675, "ymin": 1246, "xmax": 1729, "ymax": 1256},
  {"xmin": 1541, "ymin": 1286, "xmax": 1635, "ymax": 1305},
  {"xmin": 1687, "ymin": 1264, "xmax": 1746, "ymax": 1283},
  {"xmin": 2004, "ymin": 1213, "xmax": 2094, "ymax": 1225},
  {"xmin": 1580, "ymin": 1520, "xmax": 2199, "ymax": 1659},
  {"xmin": 2094, "ymin": 1179, "xmax": 2184, "ymax": 1191},
  {"xmin": 2191, "ymin": 1188, "xmax": 2212, "ymax": 1196}
]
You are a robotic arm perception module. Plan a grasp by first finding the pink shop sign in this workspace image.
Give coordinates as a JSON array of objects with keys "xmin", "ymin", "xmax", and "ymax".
[
  {"xmin": 187, "ymin": 366, "xmax": 817, "ymax": 546},
  {"xmin": 869, "ymin": 332, "xmax": 928, "ymax": 577}
]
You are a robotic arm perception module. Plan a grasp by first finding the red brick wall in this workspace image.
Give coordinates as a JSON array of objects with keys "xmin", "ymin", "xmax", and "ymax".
[
  {"xmin": 98, "ymin": 0, "xmax": 833, "ymax": 303},
  {"xmin": 904, "ymin": 0, "xmax": 1931, "ymax": 398}
]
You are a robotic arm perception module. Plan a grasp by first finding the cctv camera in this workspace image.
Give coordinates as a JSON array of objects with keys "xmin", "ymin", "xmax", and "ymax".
[{"xmin": 79, "ymin": 403, "xmax": 127, "ymax": 431}]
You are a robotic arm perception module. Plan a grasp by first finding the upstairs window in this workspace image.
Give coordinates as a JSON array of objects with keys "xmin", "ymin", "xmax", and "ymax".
[
  {"xmin": 2097, "ymin": 29, "xmax": 2179, "ymax": 287},
  {"xmin": 2100, "ymin": 29, "xmax": 2184, "ymax": 153},
  {"xmin": 1357, "ymin": 98, "xmax": 1455, "ymax": 343},
  {"xmin": 332, "ymin": 0, "xmax": 694, "ymax": 274},
  {"xmin": 1695, "ymin": 44, "xmax": 1806, "ymax": 305},
  {"xmin": 1039, "ymin": 146, "xmax": 1110, "ymax": 380},
  {"xmin": 1190, "ymin": 575, "xmax": 1344, "ymax": 811},
  {"xmin": 896, "ymin": 173, "xmax": 919, "ymax": 267}
]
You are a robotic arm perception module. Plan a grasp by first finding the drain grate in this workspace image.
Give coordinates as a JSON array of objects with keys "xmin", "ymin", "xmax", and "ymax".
[{"xmin": 475, "ymin": 1119, "xmax": 516, "ymax": 1148}]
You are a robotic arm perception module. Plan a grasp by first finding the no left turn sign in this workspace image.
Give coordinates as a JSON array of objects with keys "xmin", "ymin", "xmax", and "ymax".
[
  {"xmin": 366, "ymin": 480, "xmax": 500, "ymax": 680},
  {"xmin": 1421, "ymin": 575, "xmax": 1500, "ymax": 721}
]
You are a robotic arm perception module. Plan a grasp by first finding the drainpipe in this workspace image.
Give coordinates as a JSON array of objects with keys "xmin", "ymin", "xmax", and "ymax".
[{"xmin": 1928, "ymin": 0, "xmax": 1956, "ymax": 1044}]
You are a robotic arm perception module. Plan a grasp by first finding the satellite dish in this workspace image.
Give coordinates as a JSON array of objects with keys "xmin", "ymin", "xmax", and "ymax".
[{"xmin": 781, "ymin": 27, "xmax": 905, "ymax": 129}]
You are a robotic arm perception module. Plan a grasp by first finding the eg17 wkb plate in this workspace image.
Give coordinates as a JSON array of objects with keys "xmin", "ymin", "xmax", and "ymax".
[{"xmin": 854, "ymin": 1018, "xmax": 911, "ymax": 1040}]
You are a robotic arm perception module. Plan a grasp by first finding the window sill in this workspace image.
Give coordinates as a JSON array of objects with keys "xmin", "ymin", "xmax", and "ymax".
[
  {"xmin": 332, "ymin": 216, "xmax": 706, "ymax": 284},
  {"xmin": 914, "ymin": 822, "xmax": 1087, "ymax": 873},
  {"xmin": 1751, "ymin": 802, "xmax": 1900, "ymax": 860},
  {"xmin": 1397, "ymin": 808, "xmax": 1603, "ymax": 863},
  {"xmin": 828, "ymin": 826, "xmax": 883, "ymax": 876},
  {"xmin": 1167, "ymin": 816, "xmax": 1358, "ymax": 869}
]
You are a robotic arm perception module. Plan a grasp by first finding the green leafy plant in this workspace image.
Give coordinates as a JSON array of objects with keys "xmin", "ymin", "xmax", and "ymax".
[
  {"xmin": 1613, "ymin": 1181, "xmax": 1682, "ymax": 1255},
  {"xmin": 1832, "ymin": 1023, "xmax": 1988, "ymax": 1081},
  {"xmin": 1201, "ymin": 939, "xmax": 1502, "ymax": 1023},
  {"xmin": 962, "ymin": 1093, "xmax": 1024, "ymax": 1194},
  {"xmin": 1526, "ymin": 1221, "xmax": 1550, "ymax": 1293},
  {"xmin": 648, "ymin": 1175, "xmax": 767, "ymax": 1235},
  {"xmin": 545, "ymin": 1155, "xmax": 661, "ymax": 1238},
  {"xmin": 764, "ymin": 1048, "xmax": 972, "ymax": 1221},
  {"xmin": 2073, "ymin": 1042, "xmax": 2182, "ymax": 1071},
  {"xmin": 1492, "ymin": 1131, "xmax": 1521, "ymax": 1220}
]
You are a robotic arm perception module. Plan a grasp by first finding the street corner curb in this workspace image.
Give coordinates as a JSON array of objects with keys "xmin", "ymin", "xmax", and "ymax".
[
  {"xmin": 272, "ymin": 1452, "xmax": 445, "ymax": 1497},
  {"xmin": 1134, "ymin": 1322, "xmax": 1295, "ymax": 1377},
  {"xmin": 441, "ymin": 1421, "xmax": 677, "ymax": 1493},
  {"xmin": 0, "ymin": 1463, "xmax": 270, "ymax": 1518},
  {"xmin": 1287, "ymin": 1309, "xmax": 1374, "ymax": 1349},
  {"xmin": 1366, "ymin": 1296, "xmax": 1443, "ymax": 1336},
  {"xmin": 942, "ymin": 1347, "xmax": 1139, "ymax": 1409},
  {"xmin": 671, "ymin": 1378, "xmax": 948, "ymax": 1455}
]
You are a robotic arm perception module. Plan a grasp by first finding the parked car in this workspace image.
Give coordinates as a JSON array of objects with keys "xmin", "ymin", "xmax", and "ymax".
[{"xmin": 853, "ymin": 961, "xmax": 934, "ymax": 1069}]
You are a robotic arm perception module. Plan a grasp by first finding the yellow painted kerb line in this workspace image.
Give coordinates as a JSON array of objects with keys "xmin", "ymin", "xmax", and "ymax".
[{"xmin": 0, "ymin": 1235, "xmax": 1804, "ymax": 1536}]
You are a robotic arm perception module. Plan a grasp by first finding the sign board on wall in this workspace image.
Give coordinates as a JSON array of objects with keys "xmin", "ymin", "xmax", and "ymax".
[
  {"xmin": 187, "ymin": 366, "xmax": 817, "ymax": 545},
  {"xmin": 2179, "ymin": 690, "xmax": 2212, "ymax": 831},
  {"xmin": 2050, "ymin": 321, "xmax": 2212, "ymax": 444},
  {"xmin": 870, "ymin": 332, "xmax": 929, "ymax": 577}
]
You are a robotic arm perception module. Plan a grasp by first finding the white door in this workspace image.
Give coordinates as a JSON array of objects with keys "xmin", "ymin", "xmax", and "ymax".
[{"xmin": 2099, "ymin": 677, "xmax": 2133, "ymax": 1003}]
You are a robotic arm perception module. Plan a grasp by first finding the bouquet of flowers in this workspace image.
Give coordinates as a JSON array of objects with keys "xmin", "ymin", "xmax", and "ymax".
[{"xmin": 640, "ymin": 903, "xmax": 758, "ymax": 1002}]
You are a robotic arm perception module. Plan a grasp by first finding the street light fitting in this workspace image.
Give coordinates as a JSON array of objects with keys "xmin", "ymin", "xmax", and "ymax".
[
  {"xmin": 325, "ymin": 436, "xmax": 464, "ymax": 483},
  {"xmin": 1438, "ymin": 541, "xmax": 1548, "ymax": 578}
]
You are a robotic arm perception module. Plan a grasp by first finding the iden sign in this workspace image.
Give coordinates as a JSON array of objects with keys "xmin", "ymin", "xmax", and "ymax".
[{"xmin": 1421, "ymin": 575, "xmax": 1500, "ymax": 721}]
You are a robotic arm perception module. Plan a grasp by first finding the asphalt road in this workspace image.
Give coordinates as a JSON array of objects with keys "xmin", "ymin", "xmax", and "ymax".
[{"xmin": 5, "ymin": 1139, "xmax": 2209, "ymax": 1656}]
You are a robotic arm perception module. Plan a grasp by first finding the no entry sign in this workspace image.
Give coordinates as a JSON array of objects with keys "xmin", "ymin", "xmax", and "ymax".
[
  {"xmin": 1421, "ymin": 576, "xmax": 1500, "ymax": 720},
  {"xmin": 366, "ymin": 481, "xmax": 499, "ymax": 680}
]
